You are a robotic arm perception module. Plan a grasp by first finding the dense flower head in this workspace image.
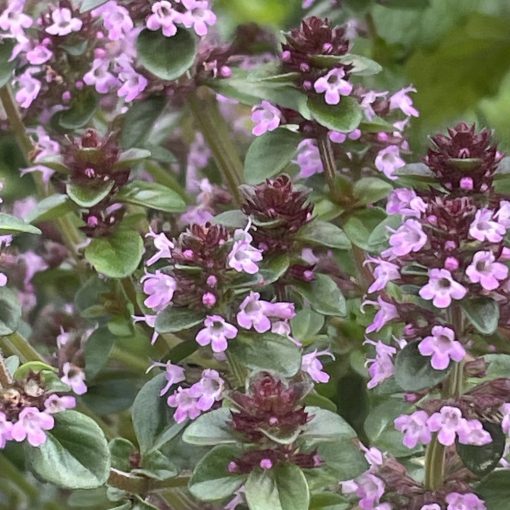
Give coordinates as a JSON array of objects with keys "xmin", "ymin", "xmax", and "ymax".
[
  {"xmin": 0, "ymin": 371, "xmax": 76, "ymax": 448},
  {"xmin": 240, "ymin": 175, "xmax": 313, "ymax": 253},
  {"xmin": 425, "ymin": 123, "xmax": 502, "ymax": 193},
  {"xmin": 230, "ymin": 372, "xmax": 311, "ymax": 442},
  {"xmin": 281, "ymin": 16, "xmax": 350, "ymax": 88}
]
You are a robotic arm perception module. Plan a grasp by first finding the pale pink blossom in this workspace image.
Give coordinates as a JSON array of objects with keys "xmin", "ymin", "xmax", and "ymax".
[
  {"xmin": 61, "ymin": 363, "xmax": 87, "ymax": 395},
  {"xmin": 469, "ymin": 209, "xmax": 505, "ymax": 243},
  {"xmin": 196, "ymin": 315, "xmax": 238, "ymax": 353},
  {"xmin": 418, "ymin": 326, "xmax": 465, "ymax": 370},
  {"xmin": 11, "ymin": 407, "xmax": 54, "ymax": 447},
  {"xmin": 46, "ymin": 8, "xmax": 83, "ymax": 36},
  {"xmin": 419, "ymin": 269, "xmax": 467, "ymax": 309},
  {"xmin": 466, "ymin": 251, "xmax": 508, "ymax": 291},
  {"xmin": 314, "ymin": 68, "xmax": 353, "ymax": 105}
]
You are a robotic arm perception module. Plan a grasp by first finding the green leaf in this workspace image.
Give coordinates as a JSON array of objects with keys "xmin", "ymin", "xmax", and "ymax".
[
  {"xmin": 110, "ymin": 438, "xmax": 137, "ymax": 472},
  {"xmin": 132, "ymin": 450, "xmax": 177, "ymax": 481},
  {"xmin": 310, "ymin": 493, "xmax": 349, "ymax": 510},
  {"xmin": 293, "ymin": 274, "xmax": 346, "ymax": 316},
  {"xmin": 116, "ymin": 180, "xmax": 186, "ymax": 213},
  {"xmin": 353, "ymin": 178, "xmax": 393, "ymax": 205},
  {"xmin": 14, "ymin": 361, "xmax": 56, "ymax": 380},
  {"xmin": 84, "ymin": 326, "xmax": 115, "ymax": 379},
  {"xmin": 395, "ymin": 341, "xmax": 450, "ymax": 392},
  {"xmin": 25, "ymin": 411, "xmax": 110, "ymax": 489},
  {"xmin": 457, "ymin": 422, "xmax": 505, "ymax": 477},
  {"xmin": 364, "ymin": 399, "xmax": 421, "ymax": 457},
  {"xmin": 150, "ymin": 421, "xmax": 187, "ymax": 453},
  {"xmin": 121, "ymin": 96, "xmax": 166, "ymax": 148},
  {"xmin": 296, "ymin": 221, "xmax": 351, "ymax": 250},
  {"xmin": 342, "ymin": 208, "xmax": 387, "ymax": 250},
  {"xmin": 229, "ymin": 333, "xmax": 302, "ymax": 378},
  {"xmin": 188, "ymin": 445, "xmax": 246, "ymax": 501},
  {"xmin": 80, "ymin": 0, "xmax": 108, "ymax": 12},
  {"xmin": 183, "ymin": 408, "xmax": 236, "ymax": 446},
  {"xmin": 85, "ymin": 229, "xmax": 143, "ymax": 278},
  {"xmin": 244, "ymin": 128, "xmax": 301, "ymax": 184},
  {"xmin": 0, "ymin": 287, "xmax": 21, "ymax": 335},
  {"xmin": 476, "ymin": 470, "xmax": 510, "ymax": 510},
  {"xmin": 27, "ymin": 194, "xmax": 75, "ymax": 223},
  {"xmin": 307, "ymin": 96, "xmax": 362, "ymax": 133},
  {"xmin": 155, "ymin": 307, "xmax": 204, "ymax": 334},
  {"xmin": 212, "ymin": 210, "xmax": 248, "ymax": 228},
  {"xmin": 245, "ymin": 463, "xmax": 309, "ymax": 510},
  {"xmin": 306, "ymin": 441, "xmax": 368, "ymax": 485},
  {"xmin": 5, "ymin": 355, "xmax": 19, "ymax": 377},
  {"xmin": 132, "ymin": 373, "xmax": 171, "ymax": 455},
  {"xmin": 53, "ymin": 88, "xmax": 98, "ymax": 130},
  {"xmin": 462, "ymin": 297, "xmax": 499, "ymax": 335},
  {"xmin": 291, "ymin": 308, "xmax": 324, "ymax": 344},
  {"xmin": 259, "ymin": 253, "xmax": 290, "ymax": 286},
  {"xmin": 302, "ymin": 408, "xmax": 356, "ymax": 442},
  {"xmin": 114, "ymin": 149, "xmax": 152, "ymax": 169},
  {"xmin": 0, "ymin": 213, "xmax": 41, "ymax": 235},
  {"xmin": 66, "ymin": 181, "xmax": 115, "ymax": 208},
  {"xmin": 367, "ymin": 215, "xmax": 402, "ymax": 253},
  {"xmin": 137, "ymin": 29, "xmax": 196, "ymax": 81},
  {"xmin": 0, "ymin": 38, "xmax": 16, "ymax": 88}
]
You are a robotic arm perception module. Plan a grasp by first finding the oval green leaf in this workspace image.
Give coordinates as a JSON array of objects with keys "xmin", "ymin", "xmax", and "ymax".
[{"xmin": 307, "ymin": 96, "xmax": 362, "ymax": 133}]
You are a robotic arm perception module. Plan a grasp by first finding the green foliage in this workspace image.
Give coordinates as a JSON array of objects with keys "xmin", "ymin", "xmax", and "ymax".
[
  {"xmin": 116, "ymin": 180, "xmax": 187, "ymax": 213},
  {"xmin": 25, "ymin": 411, "xmax": 110, "ymax": 489},
  {"xmin": 307, "ymin": 96, "xmax": 363, "ymax": 133},
  {"xmin": 462, "ymin": 297, "xmax": 500, "ymax": 335}
]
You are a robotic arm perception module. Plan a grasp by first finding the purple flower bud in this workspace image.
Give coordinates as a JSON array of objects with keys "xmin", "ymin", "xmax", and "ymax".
[
  {"xmin": 259, "ymin": 458, "xmax": 273, "ymax": 470},
  {"xmin": 444, "ymin": 256, "xmax": 459, "ymax": 271}
]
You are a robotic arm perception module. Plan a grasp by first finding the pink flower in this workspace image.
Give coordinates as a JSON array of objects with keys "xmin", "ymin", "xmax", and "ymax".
[
  {"xmin": 26, "ymin": 44, "xmax": 52, "ymax": 65},
  {"xmin": 466, "ymin": 251, "xmax": 508, "ymax": 290},
  {"xmin": 264, "ymin": 301, "xmax": 296, "ymax": 321},
  {"xmin": 426, "ymin": 406, "xmax": 465, "ymax": 446},
  {"xmin": 495, "ymin": 200, "xmax": 510, "ymax": 228},
  {"xmin": 469, "ymin": 209, "xmax": 505, "ymax": 243},
  {"xmin": 383, "ymin": 219, "xmax": 427, "ymax": 258},
  {"xmin": 386, "ymin": 188, "xmax": 426, "ymax": 217},
  {"xmin": 0, "ymin": 0, "xmax": 32, "ymax": 40},
  {"xmin": 15, "ymin": 68, "xmax": 41, "ymax": 109},
  {"xmin": 364, "ymin": 297, "xmax": 399, "ymax": 334},
  {"xmin": 237, "ymin": 292, "xmax": 271, "ymax": 333},
  {"xmin": 61, "ymin": 363, "xmax": 87, "ymax": 395},
  {"xmin": 133, "ymin": 314, "xmax": 159, "ymax": 345},
  {"xmin": 342, "ymin": 473, "xmax": 386, "ymax": 510},
  {"xmin": 46, "ymin": 8, "xmax": 83, "ymax": 36},
  {"xmin": 146, "ymin": 0, "xmax": 181, "ymax": 37},
  {"xmin": 167, "ymin": 387, "xmax": 202, "ymax": 423},
  {"xmin": 147, "ymin": 360, "xmax": 186, "ymax": 396},
  {"xmin": 328, "ymin": 129, "xmax": 361, "ymax": 144},
  {"xmin": 117, "ymin": 65, "xmax": 148, "ymax": 102},
  {"xmin": 457, "ymin": 419, "xmax": 492, "ymax": 446},
  {"xmin": 360, "ymin": 90, "xmax": 388, "ymax": 120},
  {"xmin": 193, "ymin": 369, "xmax": 224, "ymax": 411},
  {"xmin": 181, "ymin": 0, "xmax": 217, "ymax": 37},
  {"xmin": 394, "ymin": 410, "xmax": 432, "ymax": 448},
  {"xmin": 251, "ymin": 101, "xmax": 281, "ymax": 136},
  {"xmin": 420, "ymin": 505, "xmax": 441, "ymax": 510},
  {"xmin": 146, "ymin": 229, "xmax": 174, "ymax": 266},
  {"xmin": 196, "ymin": 315, "xmax": 238, "ymax": 353},
  {"xmin": 313, "ymin": 68, "xmax": 353, "ymax": 105},
  {"xmin": 227, "ymin": 229, "xmax": 263, "ymax": 274},
  {"xmin": 445, "ymin": 492, "xmax": 486, "ymax": 510},
  {"xmin": 91, "ymin": 1, "xmax": 134, "ymax": 41},
  {"xmin": 375, "ymin": 145, "xmax": 405, "ymax": 180},
  {"xmin": 141, "ymin": 270, "xmax": 176, "ymax": 311},
  {"xmin": 389, "ymin": 86, "xmax": 419, "ymax": 117},
  {"xmin": 83, "ymin": 58, "xmax": 116, "ymax": 94},
  {"xmin": 365, "ymin": 339, "xmax": 398, "ymax": 389},
  {"xmin": 11, "ymin": 407, "xmax": 54, "ymax": 447},
  {"xmin": 296, "ymin": 139, "xmax": 323, "ymax": 178},
  {"xmin": 0, "ymin": 412, "xmax": 13, "ymax": 448},
  {"xmin": 419, "ymin": 269, "xmax": 467, "ymax": 309},
  {"xmin": 301, "ymin": 350, "xmax": 334, "ymax": 383},
  {"xmin": 500, "ymin": 403, "xmax": 510, "ymax": 435},
  {"xmin": 44, "ymin": 394, "xmax": 76, "ymax": 414},
  {"xmin": 365, "ymin": 256, "xmax": 400, "ymax": 293},
  {"xmin": 418, "ymin": 326, "xmax": 465, "ymax": 370}
]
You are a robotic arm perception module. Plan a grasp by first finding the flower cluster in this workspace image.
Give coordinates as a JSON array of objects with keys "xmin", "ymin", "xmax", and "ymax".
[
  {"xmin": 351, "ymin": 124, "xmax": 510, "ymax": 509},
  {"xmin": 250, "ymin": 16, "xmax": 419, "ymax": 181},
  {"xmin": 0, "ymin": 371, "xmax": 76, "ymax": 448}
]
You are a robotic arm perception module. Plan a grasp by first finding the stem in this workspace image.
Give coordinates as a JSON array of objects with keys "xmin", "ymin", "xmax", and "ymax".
[
  {"xmin": 317, "ymin": 135, "xmax": 340, "ymax": 202},
  {"xmin": 188, "ymin": 88, "xmax": 243, "ymax": 205},
  {"xmin": 0, "ymin": 352, "xmax": 13, "ymax": 387},
  {"xmin": 0, "ymin": 84, "xmax": 82, "ymax": 257},
  {"xmin": 108, "ymin": 468, "xmax": 190, "ymax": 494},
  {"xmin": 317, "ymin": 136, "xmax": 373, "ymax": 291},
  {"xmin": 424, "ymin": 305, "xmax": 464, "ymax": 491},
  {"xmin": 4, "ymin": 331, "xmax": 46, "ymax": 362}
]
